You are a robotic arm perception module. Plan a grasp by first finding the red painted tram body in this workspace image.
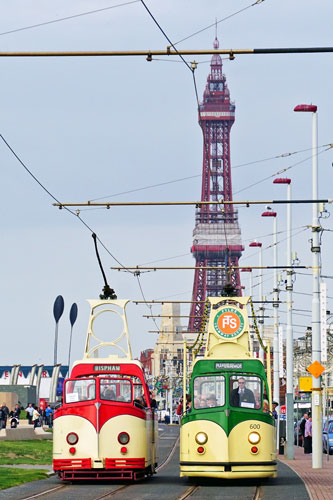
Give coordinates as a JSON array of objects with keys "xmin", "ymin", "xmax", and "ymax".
[{"xmin": 53, "ymin": 359, "xmax": 158, "ymax": 481}]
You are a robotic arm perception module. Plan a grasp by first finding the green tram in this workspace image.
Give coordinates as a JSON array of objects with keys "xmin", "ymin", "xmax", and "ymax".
[{"xmin": 179, "ymin": 297, "xmax": 277, "ymax": 479}]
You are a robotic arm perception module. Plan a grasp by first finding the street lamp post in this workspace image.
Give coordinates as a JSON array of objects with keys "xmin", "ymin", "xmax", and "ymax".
[
  {"xmin": 273, "ymin": 177, "xmax": 293, "ymax": 459},
  {"xmin": 68, "ymin": 303, "xmax": 78, "ymax": 371},
  {"xmin": 261, "ymin": 210, "xmax": 279, "ymax": 411},
  {"xmin": 294, "ymin": 104, "xmax": 322, "ymax": 468},
  {"xmin": 53, "ymin": 295, "xmax": 64, "ymax": 366},
  {"xmin": 249, "ymin": 242, "xmax": 264, "ymax": 359}
]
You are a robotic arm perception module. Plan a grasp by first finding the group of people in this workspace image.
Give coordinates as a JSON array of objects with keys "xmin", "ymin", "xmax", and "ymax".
[
  {"xmin": 0, "ymin": 402, "xmax": 22, "ymax": 429},
  {"xmin": 25, "ymin": 403, "xmax": 54, "ymax": 429}
]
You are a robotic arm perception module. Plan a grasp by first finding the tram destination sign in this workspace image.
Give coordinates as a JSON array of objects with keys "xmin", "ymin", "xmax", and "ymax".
[
  {"xmin": 93, "ymin": 364, "xmax": 121, "ymax": 371},
  {"xmin": 215, "ymin": 362, "xmax": 243, "ymax": 370}
]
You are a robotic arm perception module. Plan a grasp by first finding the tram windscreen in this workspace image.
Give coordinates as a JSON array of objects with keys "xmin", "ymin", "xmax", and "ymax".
[
  {"xmin": 65, "ymin": 379, "xmax": 96, "ymax": 403},
  {"xmin": 193, "ymin": 375, "xmax": 225, "ymax": 409},
  {"xmin": 229, "ymin": 375, "xmax": 261, "ymax": 409},
  {"xmin": 100, "ymin": 378, "xmax": 132, "ymax": 402}
]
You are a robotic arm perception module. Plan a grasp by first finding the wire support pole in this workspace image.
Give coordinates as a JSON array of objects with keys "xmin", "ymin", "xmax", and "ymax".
[
  {"xmin": 311, "ymin": 111, "xmax": 323, "ymax": 469},
  {"xmin": 1, "ymin": 47, "xmax": 333, "ymax": 58},
  {"xmin": 286, "ymin": 180, "xmax": 294, "ymax": 460}
]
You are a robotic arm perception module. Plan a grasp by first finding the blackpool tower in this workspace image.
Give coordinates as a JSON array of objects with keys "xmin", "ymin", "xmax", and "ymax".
[{"xmin": 188, "ymin": 37, "xmax": 244, "ymax": 333}]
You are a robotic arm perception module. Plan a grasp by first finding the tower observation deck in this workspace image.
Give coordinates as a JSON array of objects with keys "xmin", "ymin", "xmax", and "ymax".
[{"xmin": 188, "ymin": 37, "xmax": 244, "ymax": 332}]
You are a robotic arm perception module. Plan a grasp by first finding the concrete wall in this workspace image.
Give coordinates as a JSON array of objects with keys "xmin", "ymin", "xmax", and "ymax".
[
  {"xmin": 0, "ymin": 392, "xmax": 18, "ymax": 411},
  {"xmin": 0, "ymin": 385, "xmax": 36, "ymax": 408}
]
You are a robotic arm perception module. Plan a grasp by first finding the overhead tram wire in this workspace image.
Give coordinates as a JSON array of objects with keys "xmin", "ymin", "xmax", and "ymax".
[
  {"xmin": 0, "ymin": 134, "xmax": 133, "ymax": 274},
  {"xmin": 173, "ymin": 0, "xmax": 265, "ymax": 46},
  {"xmin": 0, "ymin": 134, "xmax": 164, "ymax": 332},
  {"xmin": 88, "ymin": 144, "xmax": 330, "ymax": 202},
  {"xmin": 0, "ymin": 0, "xmax": 140, "ymax": 37},
  {"xmin": 234, "ymin": 146, "xmax": 333, "ymax": 196}
]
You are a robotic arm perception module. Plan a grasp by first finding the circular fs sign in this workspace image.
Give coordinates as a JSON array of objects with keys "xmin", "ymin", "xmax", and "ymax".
[{"xmin": 214, "ymin": 307, "xmax": 245, "ymax": 339}]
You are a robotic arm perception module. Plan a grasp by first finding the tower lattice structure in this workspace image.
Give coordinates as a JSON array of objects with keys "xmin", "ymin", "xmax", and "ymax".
[{"xmin": 188, "ymin": 37, "xmax": 244, "ymax": 333}]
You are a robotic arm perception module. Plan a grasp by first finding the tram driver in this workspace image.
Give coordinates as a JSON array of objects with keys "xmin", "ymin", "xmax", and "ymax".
[{"xmin": 230, "ymin": 377, "xmax": 256, "ymax": 408}]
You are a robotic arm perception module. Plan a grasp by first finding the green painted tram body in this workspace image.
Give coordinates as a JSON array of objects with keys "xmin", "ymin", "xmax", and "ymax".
[{"xmin": 179, "ymin": 298, "xmax": 277, "ymax": 479}]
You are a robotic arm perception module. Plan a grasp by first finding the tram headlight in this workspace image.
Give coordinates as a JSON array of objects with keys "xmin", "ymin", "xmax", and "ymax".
[
  {"xmin": 195, "ymin": 432, "xmax": 208, "ymax": 445},
  {"xmin": 66, "ymin": 432, "xmax": 79, "ymax": 445},
  {"xmin": 118, "ymin": 432, "xmax": 130, "ymax": 445},
  {"xmin": 248, "ymin": 432, "xmax": 261, "ymax": 444}
]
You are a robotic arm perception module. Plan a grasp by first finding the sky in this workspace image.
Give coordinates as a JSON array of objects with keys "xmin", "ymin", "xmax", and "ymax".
[{"xmin": 0, "ymin": 0, "xmax": 332, "ymax": 368}]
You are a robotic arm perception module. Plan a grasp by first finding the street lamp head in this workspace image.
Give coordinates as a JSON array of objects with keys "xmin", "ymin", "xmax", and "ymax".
[
  {"xmin": 273, "ymin": 178, "xmax": 291, "ymax": 184},
  {"xmin": 249, "ymin": 241, "xmax": 262, "ymax": 247},
  {"xmin": 261, "ymin": 211, "xmax": 277, "ymax": 217},
  {"xmin": 294, "ymin": 104, "xmax": 317, "ymax": 113}
]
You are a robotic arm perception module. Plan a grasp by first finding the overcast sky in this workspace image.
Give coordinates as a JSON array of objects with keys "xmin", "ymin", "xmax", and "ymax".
[{"xmin": 0, "ymin": 0, "xmax": 332, "ymax": 368}]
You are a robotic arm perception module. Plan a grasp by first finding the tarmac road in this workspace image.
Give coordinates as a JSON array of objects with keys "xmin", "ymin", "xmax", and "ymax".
[{"xmin": 0, "ymin": 424, "xmax": 310, "ymax": 500}]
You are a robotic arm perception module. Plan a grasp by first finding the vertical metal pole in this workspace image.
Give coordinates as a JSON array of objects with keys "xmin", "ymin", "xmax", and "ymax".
[
  {"xmin": 183, "ymin": 342, "xmax": 187, "ymax": 416},
  {"xmin": 258, "ymin": 246, "xmax": 264, "ymax": 360},
  {"xmin": 273, "ymin": 216, "xmax": 280, "ymax": 408},
  {"xmin": 311, "ymin": 110, "xmax": 323, "ymax": 468},
  {"xmin": 286, "ymin": 181, "xmax": 294, "ymax": 459},
  {"xmin": 54, "ymin": 323, "xmax": 59, "ymax": 366},
  {"xmin": 68, "ymin": 326, "xmax": 73, "ymax": 371},
  {"xmin": 249, "ymin": 271, "xmax": 254, "ymax": 356},
  {"xmin": 266, "ymin": 340, "xmax": 272, "ymax": 411}
]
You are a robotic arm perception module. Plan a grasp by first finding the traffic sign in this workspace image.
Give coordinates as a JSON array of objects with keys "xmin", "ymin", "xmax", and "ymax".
[
  {"xmin": 299, "ymin": 376, "xmax": 312, "ymax": 392},
  {"xmin": 306, "ymin": 360, "xmax": 325, "ymax": 378}
]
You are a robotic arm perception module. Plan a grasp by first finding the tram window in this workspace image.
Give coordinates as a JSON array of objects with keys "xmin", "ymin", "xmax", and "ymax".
[
  {"xmin": 229, "ymin": 375, "xmax": 261, "ymax": 409},
  {"xmin": 65, "ymin": 379, "xmax": 96, "ymax": 403},
  {"xmin": 100, "ymin": 378, "xmax": 132, "ymax": 402},
  {"xmin": 193, "ymin": 375, "xmax": 225, "ymax": 409}
]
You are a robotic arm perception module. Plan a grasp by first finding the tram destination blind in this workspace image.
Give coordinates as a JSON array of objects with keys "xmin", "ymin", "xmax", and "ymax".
[{"xmin": 215, "ymin": 362, "xmax": 243, "ymax": 370}]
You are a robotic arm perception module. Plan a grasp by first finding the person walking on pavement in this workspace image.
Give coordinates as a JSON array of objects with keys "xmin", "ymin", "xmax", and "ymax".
[
  {"xmin": 25, "ymin": 403, "xmax": 34, "ymax": 425},
  {"xmin": 304, "ymin": 416, "xmax": 312, "ymax": 454},
  {"xmin": 300, "ymin": 413, "xmax": 308, "ymax": 447}
]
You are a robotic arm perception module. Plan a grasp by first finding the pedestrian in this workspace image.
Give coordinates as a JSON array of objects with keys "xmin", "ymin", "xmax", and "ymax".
[
  {"xmin": 1, "ymin": 403, "xmax": 9, "ymax": 429},
  {"xmin": 299, "ymin": 413, "xmax": 308, "ymax": 447},
  {"xmin": 45, "ymin": 405, "xmax": 54, "ymax": 428},
  {"xmin": 32, "ymin": 406, "xmax": 40, "ymax": 429},
  {"xmin": 272, "ymin": 401, "xmax": 278, "ymax": 419},
  {"xmin": 14, "ymin": 404, "xmax": 21, "ymax": 419},
  {"xmin": 25, "ymin": 403, "xmax": 34, "ymax": 425},
  {"xmin": 304, "ymin": 416, "xmax": 312, "ymax": 454},
  {"xmin": 9, "ymin": 408, "xmax": 19, "ymax": 428},
  {"xmin": 0, "ymin": 406, "xmax": 4, "ymax": 430}
]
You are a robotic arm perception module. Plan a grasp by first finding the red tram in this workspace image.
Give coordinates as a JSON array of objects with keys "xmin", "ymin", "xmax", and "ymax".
[{"xmin": 52, "ymin": 300, "xmax": 158, "ymax": 481}]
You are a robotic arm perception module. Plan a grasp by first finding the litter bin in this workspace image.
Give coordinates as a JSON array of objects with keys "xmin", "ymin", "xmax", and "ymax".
[{"xmin": 279, "ymin": 419, "xmax": 286, "ymax": 455}]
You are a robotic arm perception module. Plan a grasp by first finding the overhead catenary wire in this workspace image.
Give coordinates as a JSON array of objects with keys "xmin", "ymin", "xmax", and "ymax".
[
  {"xmin": 0, "ymin": 1, "xmax": 140, "ymax": 37},
  {"xmin": 173, "ymin": 0, "xmax": 265, "ymax": 46},
  {"xmin": 88, "ymin": 143, "xmax": 331, "ymax": 202},
  {"xmin": 0, "ymin": 134, "xmax": 169, "ymax": 332}
]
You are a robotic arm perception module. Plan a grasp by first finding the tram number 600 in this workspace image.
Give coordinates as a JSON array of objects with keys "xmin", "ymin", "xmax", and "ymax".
[{"xmin": 250, "ymin": 424, "xmax": 260, "ymax": 429}]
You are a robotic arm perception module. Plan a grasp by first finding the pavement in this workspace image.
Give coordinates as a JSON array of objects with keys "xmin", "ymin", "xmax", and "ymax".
[{"xmin": 279, "ymin": 445, "xmax": 333, "ymax": 500}]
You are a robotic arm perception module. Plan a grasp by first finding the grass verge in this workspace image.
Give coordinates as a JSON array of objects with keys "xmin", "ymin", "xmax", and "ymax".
[
  {"xmin": 0, "ymin": 440, "xmax": 52, "ymax": 465},
  {"xmin": 0, "ymin": 468, "xmax": 50, "ymax": 490}
]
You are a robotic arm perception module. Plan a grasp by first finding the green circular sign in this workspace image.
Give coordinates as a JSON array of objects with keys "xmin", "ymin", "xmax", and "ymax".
[{"xmin": 213, "ymin": 307, "xmax": 245, "ymax": 339}]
